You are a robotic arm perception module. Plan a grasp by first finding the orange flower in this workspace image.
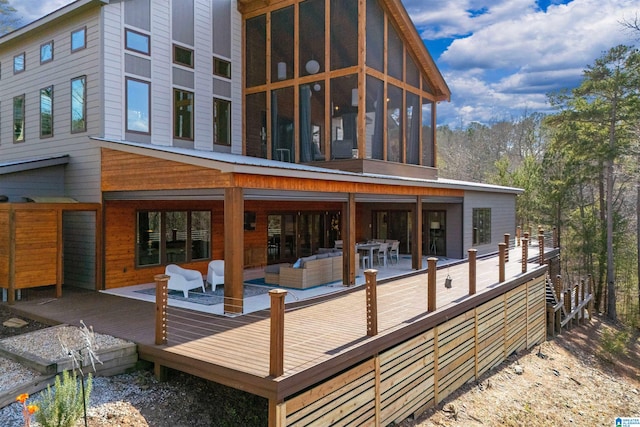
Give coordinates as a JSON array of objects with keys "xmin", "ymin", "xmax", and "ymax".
[
  {"xmin": 16, "ymin": 393, "xmax": 29, "ymax": 404},
  {"xmin": 27, "ymin": 404, "xmax": 39, "ymax": 414}
]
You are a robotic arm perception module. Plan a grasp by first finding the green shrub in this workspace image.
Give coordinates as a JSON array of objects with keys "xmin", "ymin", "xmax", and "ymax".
[{"xmin": 35, "ymin": 370, "xmax": 92, "ymax": 427}]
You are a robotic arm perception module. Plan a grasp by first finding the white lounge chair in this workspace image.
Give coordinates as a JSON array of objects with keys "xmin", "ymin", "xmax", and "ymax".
[
  {"xmin": 207, "ymin": 260, "xmax": 224, "ymax": 291},
  {"xmin": 165, "ymin": 264, "xmax": 205, "ymax": 298}
]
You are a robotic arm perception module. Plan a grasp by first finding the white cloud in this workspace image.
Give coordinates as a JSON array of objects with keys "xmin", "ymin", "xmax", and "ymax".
[{"xmin": 12, "ymin": 0, "xmax": 74, "ymax": 25}]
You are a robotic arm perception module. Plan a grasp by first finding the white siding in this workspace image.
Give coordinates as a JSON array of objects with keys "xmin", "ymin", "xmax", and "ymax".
[
  {"xmin": 194, "ymin": 0, "xmax": 213, "ymax": 151},
  {"xmin": 151, "ymin": 0, "xmax": 173, "ymax": 146},
  {"xmin": 463, "ymin": 191, "xmax": 517, "ymax": 257},
  {"xmin": 102, "ymin": 4, "xmax": 125, "ymax": 140},
  {"xmin": 230, "ymin": 0, "xmax": 243, "ymax": 155}
]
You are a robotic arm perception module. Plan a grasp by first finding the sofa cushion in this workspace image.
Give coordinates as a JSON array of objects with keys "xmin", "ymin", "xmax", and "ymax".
[
  {"xmin": 264, "ymin": 264, "xmax": 281, "ymax": 274},
  {"xmin": 315, "ymin": 253, "xmax": 330, "ymax": 259},
  {"xmin": 300, "ymin": 255, "xmax": 316, "ymax": 267}
]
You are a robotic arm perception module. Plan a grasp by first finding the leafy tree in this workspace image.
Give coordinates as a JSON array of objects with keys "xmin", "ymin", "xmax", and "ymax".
[{"xmin": 0, "ymin": 0, "xmax": 20, "ymax": 35}]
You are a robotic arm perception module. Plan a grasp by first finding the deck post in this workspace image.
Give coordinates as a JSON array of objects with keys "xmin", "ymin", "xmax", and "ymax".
[
  {"xmin": 516, "ymin": 226, "xmax": 521, "ymax": 246},
  {"xmin": 538, "ymin": 230, "xmax": 545, "ymax": 265},
  {"xmin": 224, "ymin": 187, "xmax": 244, "ymax": 314},
  {"xmin": 564, "ymin": 289, "xmax": 572, "ymax": 328},
  {"xmin": 269, "ymin": 289, "xmax": 288, "ymax": 377},
  {"xmin": 427, "ymin": 257, "xmax": 437, "ymax": 312},
  {"xmin": 498, "ymin": 243, "xmax": 506, "ymax": 283},
  {"xmin": 503, "ymin": 233, "xmax": 510, "ymax": 262},
  {"xmin": 553, "ymin": 226, "xmax": 559, "ymax": 248},
  {"xmin": 587, "ymin": 274, "xmax": 594, "ymax": 318},
  {"xmin": 555, "ymin": 275, "xmax": 563, "ymax": 302},
  {"xmin": 365, "ymin": 269, "xmax": 378, "ymax": 336},
  {"xmin": 580, "ymin": 279, "xmax": 586, "ymax": 323},
  {"xmin": 154, "ymin": 274, "xmax": 169, "ymax": 345},
  {"xmin": 521, "ymin": 237, "xmax": 529, "ymax": 273},
  {"xmin": 468, "ymin": 249, "xmax": 477, "ymax": 295}
]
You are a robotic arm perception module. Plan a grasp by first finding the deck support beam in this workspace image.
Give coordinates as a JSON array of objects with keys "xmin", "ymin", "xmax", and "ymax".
[
  {"xmin": 343, "ymin": 193, "xmax": 356, "ymax": 286},
  {"xmin": 224, "ymin": 187, "xmax": 244, "ymax": 314}
]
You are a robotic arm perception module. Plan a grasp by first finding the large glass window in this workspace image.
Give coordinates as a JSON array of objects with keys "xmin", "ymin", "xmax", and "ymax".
[
  {"xmin": 71, "ymin": 27, "xmax": 86, "ymax": 52},
  {"xmin": 40, "ymin": 41, "xmax": 53, "ymax": 64},
  {"xmin": 330, "ymin": 74, "xmax": 358, "ymax": 159},
  {"xmin": 245, "ymin": 92, "xmax": 266, "ymax": 158},
  {"xmin": 366, "ymin": 0, "xmax": 384, "ymax": 72},
  {"xmin": 174, "ymin": 89, "xmax": 194, "ymax": 140},
  {"xmin": 387, "ymin": 24, "xmax": 403, "ymax": 80},
  {"xmin": 136, "ymin": 210, "xmax": 211, "ymax": 267},
  {"xmin": 271, "ymin": 6, "xmax": 294, "ymax": 82},
  {"xmin": 330, "ymin": 0, "xmax": 358, "ymax": 70},
  {"xmin": 13, "ymin": 95, "xmax": 25, "ymax": 142},
  {"xmin": 213, "ymin": 98, "xmax": 231, "ymax": 146},
  {"xmin": 406, "ymin": 91, "xmax": 420, "ymax": 165},
  {"xmin": 473, "ymin": 208, "xmax": 491, "ymax": 245},
  {"xmin": 40, "ymin": 86, "xmax": 53, "ymax": 138},
  {"xmin": 299, "ymin": 81, "xmax": 325, "ymax": 162},
  {"xmin": 422, "ymin": 98, "xmax": 434, "ymax": 166},
  {"xmin": 365, "ymin": 75, "xmax": 384, "ymax": 160},
  {"xmin": 245, "ymin": 15, "xmax": 266, "ymax": 87},
  {"xmin": 126, "ymin": 78, "xmax": 150, "ymax": 133},
  {"xmin": 299, "ymin": 0, "xmax": 325, "ymax": 78},
  {"xmin": 387, "ymin": 84, "xmax": 403, "ymax": 162},
  {"xmin": 71, "ymin": 76, "xmax": 86, "ymax": 133},
  {"xmin": 272, "ymin": 86, "xmax": 295, "ymax": 162},
  {"xmin": 125, "ymin": 29, "xmax": 150, "ymax": 55}
]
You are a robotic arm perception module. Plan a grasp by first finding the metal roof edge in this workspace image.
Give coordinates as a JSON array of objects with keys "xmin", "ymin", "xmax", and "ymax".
[{"xmin": 0, "ymin": 155, "xmax": 70, "ymax": 175}]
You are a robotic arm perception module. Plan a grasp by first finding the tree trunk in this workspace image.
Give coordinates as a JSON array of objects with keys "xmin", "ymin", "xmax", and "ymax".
[
  {"xmin": 637, "ymin": 154, "xmax": 640, "ymax": 319},
  {"xmin": 605, "ymin": 98, "xmax": 617, "ymax": 321}
]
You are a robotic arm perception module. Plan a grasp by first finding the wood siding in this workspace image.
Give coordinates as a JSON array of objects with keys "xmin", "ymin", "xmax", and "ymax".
[{"xmin": 282, "ymin": 275, "xmax": 546, "ymax": 426}]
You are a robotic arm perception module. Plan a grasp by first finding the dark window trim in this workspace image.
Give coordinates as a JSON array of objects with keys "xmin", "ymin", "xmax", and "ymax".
[
  {"xmin": 174, "ymin": 88, "xmax": 194, "ymax": 141},
  {"xmin": 213, "ymin": 56, "xmax": 231, "ymax": 79},
  {"xmin": 40, "ymin": 85, "xmax": 54, "ymax": 139},
  {"xmin": 213, "ymin": 97, "xmax": 231, "ymax": 146},
  {"xmin": 13, "ymin": 52, "xmax": 25, "ymax": 74},
  {"xmin": 70, "ymin": 76, "xmax": 87, "ymax": 134},
  {"xmin": 13, "ymin": 94, "xmax": 25, "ymax": 143},
  {"xmin": 125, "ymin": 28, "xmax": 151, "ymax": 55},
  {"xmin": 125, "ymin": 77, "xmax": 151, "ymax": 135},
  {"xmin": 71, "ymin": 26, "xmax": 87, "ymax": 53},
  {"xmin": 472, "ymin": 208, "xmax": 492, "ymax": 246},
  {"xmin": 40, "ymin": 41, "xmax": 54, "ymax": 64},
  {"xmin": 173, "ymin": 44, "xmax": 194, "ymax": 68}
]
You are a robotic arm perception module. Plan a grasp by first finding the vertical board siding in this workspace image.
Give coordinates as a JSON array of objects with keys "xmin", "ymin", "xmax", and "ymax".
[
  {"xmin": 63, "ymin": 211, "xmax": 96, "ymax": 289},
  {"xmin": 14, "ymin": 210, "xmax": 58, "ymax": 287},
  {"xmin": 283, "ymin": 278, "xmax": 546, "ymax": 426},
  {"xmin": 0, "ymin": 211, "xmax": 9, "ymax": 287}
]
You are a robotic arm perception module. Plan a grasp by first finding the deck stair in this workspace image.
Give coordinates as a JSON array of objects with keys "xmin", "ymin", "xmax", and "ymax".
[{"xmin": 545, "ymin": 276, "xmax": 592, "ymax": 337}]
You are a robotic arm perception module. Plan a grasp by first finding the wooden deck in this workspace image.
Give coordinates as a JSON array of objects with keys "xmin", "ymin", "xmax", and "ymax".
[{"xmin": 6, "ymin": 247, "xmax": 554, "ymax": 402}]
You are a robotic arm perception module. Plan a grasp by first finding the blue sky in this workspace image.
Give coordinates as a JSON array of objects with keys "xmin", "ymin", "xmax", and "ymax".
[{"xmin": 13, "ymin": 0, "xmax": 639, "ymax": 127}]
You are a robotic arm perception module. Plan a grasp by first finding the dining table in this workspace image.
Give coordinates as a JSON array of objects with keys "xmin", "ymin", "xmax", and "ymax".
[{"xmin": 355, "ymin": 242, "xmax": 380, "ymax": 269}]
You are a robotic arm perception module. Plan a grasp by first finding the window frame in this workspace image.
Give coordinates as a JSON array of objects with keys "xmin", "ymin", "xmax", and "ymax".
[
  {"xmin": 213, "ymin": 57, "xmax": 231, "ymax": 79},
  {"xmin": 40, "ymin": 86, "xmax": 54, "ymax": 138},
  {"xmin": 13, "ymin": 52, "xmax": 25, "ymax": 74},
  {"xmin": 125, "ymin": 77, "xmax": 151, "ymax": 134},
  {"xmin": 125, "ymin": 28, "xmax": 150, "ymax": 55},
  {"xmin": 13, "ymin": 94, "xmax": 25, "ymax": 142},
  {"xmin": 70, "ymin": 76, "xmax": 87, "ymax": 134},
  {"xmin": 213, "ymin": 97, "xmax": 231, "ymax": 146},
  {"xmin": 173, "ymin": 44, "xmax": 194, "ymax": 68},
  {"xmin": 472, "ymin": 208, "xmax": 492, "ymax": 246},
  {"xmin": 174, "ymin": 88, "xmax": 194, "ymax": 140},
  {"xmin": 71, "ymin": 27, "xmax": 87, "ymax": 52},
  {"xmin": 40, "ymin": 41, "xmax": 54, "ymax": 64},
  {"xmin": 136, "ymin": 210, "xmax": 211, "ymax": 267}
]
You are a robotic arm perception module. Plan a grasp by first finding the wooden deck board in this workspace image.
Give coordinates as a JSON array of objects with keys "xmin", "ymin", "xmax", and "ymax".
[{"xmin": 6, "ymin": 247, "xmax": 551, "ymax": 400}]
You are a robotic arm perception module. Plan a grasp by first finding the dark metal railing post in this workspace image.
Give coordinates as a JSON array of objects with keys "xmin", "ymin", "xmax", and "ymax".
[
  {"xmin": 269, "ymin": 289, "xmax": 288, "ymax": 377},
  {"xmin": 154, "ymin": 274, "xmax": 169, "ymax": 345},
  {"xmin": 427, "ymin": 257, "xmax": 438, "ymax": 312},
  {"xmin": 365, "ymin": 269, "xmax": 378, "ymax": 336},
  {"xmin": 468, "ymin": 249, "xmax": 477, "ymax": 295}
]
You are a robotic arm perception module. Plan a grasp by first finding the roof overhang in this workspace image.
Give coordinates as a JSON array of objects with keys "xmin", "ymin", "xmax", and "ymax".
[
  {"xmin": 0, "ymin": 0, "xmax": 108, "ymax": 45},
  {"xmin": 0, "ymin": 155, "xmax": 70, "ymax": 175},
  {"xmin": 93, "ymin": 138, "xmax": 523, "ymax": 196}
]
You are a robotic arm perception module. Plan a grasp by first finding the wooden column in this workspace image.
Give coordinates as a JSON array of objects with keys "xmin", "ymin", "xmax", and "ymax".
[
  {"xmin": 412, "ymin": 197, "xmax": 423, "ymax": 270},
  {"xmin": 498, "ymin": 243, "xmax": 506, "ymax": 283},
  {"xmin": 538, "ymin": 230, "xmax": 545, "ymax": 265},
  {"xmin": 8, "ymin": 208, "xmax": 16, "ymax": 305},
  {"xmin": 56, "ymin": 209, "xmax": 63, "ymax": 298},
  {"xmin": 269, "ymin": 289, "xmax": 288, "ymax": 377},
  {"xmin": 503, "ymin": 233, "xmax": 510, "ymax": 262},
  {"xmin": 516, "ymin": 226, "xmax": 521, "ymax": 246},
  {"xmin": 555, "ymin": 275, "xmax": 563, "ymax": 302},
  {"xmin": 224, "ymin": 187, "xmax": 244, "ymax": 314},
  {"xmin": 365, "ymin": 269, "xmax": 378, "ymax": 336},
  {"xmin": 553, "ymin": 226, "xmax": 559, "ymax": 248},
  {"xmin": 154, "ymin": 274, "xmax": 169, "ymax": 345},
  {"xmin": 468, "ymin": 248, "xmax": 477, "ymax": 295},
  {"xmin": 343, "ymin": 194, "xmax": 357, "ymax": 286},
  {"xmin": 427, "ymin": 257, "xmax": 437, "ymax": 312}
]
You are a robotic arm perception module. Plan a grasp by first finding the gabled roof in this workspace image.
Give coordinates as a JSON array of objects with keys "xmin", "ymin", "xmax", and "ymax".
[{"xmin": 238, "ymin": 0, "xmax": 450, "ymax": 101}]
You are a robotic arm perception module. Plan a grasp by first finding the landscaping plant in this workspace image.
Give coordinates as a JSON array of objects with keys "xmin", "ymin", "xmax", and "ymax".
[{"xmin": 34, "ymin": 370, "xmax": 92, "ymax": 427}]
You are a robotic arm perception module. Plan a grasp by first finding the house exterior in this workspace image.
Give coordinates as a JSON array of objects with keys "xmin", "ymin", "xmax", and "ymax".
[{"xmin": 0, "ymin": 0, "xmax": 521, "ymax": 311}]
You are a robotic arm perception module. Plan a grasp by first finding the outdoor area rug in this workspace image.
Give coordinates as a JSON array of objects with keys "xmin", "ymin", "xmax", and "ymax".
[{"xmin": 134, "ymin": 284, "xmax": 271, "ymax": 305}]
